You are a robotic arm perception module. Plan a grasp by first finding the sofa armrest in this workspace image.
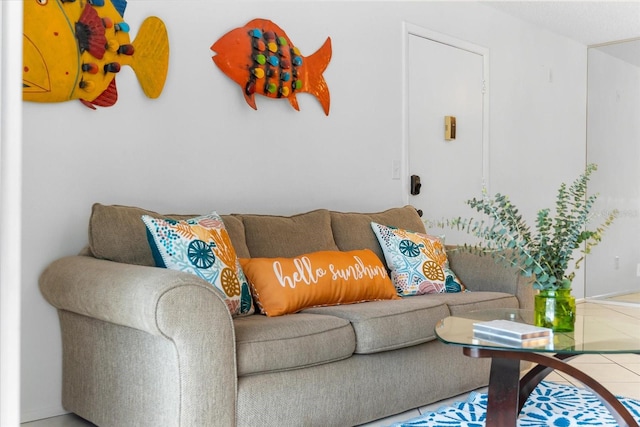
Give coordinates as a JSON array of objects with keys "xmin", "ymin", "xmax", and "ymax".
[
  {"xmin": 39, "ymin": 255, "xmax": 232, "ymax": 335},
  {"xmin": 39, "ymin": 255, "xmax": 238, "ymax": 425},
  {"xmin": 447, "ymin": 249, "xmax": 535, "ymax": 310}
]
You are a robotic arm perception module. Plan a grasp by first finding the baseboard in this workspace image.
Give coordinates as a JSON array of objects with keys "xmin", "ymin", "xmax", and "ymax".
[{"xmin": 21, "ymin": 405, "xmax": 68, "ymax": 424}]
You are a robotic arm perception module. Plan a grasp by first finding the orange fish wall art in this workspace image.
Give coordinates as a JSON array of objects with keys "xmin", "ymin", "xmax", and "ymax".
[
  {"xmin": 211, "ymin": 19, "xmax": 332, "ymax": 115},
  {"xmin": 23, "ymin": 0, "xmax": 170, "ymax": 110}
]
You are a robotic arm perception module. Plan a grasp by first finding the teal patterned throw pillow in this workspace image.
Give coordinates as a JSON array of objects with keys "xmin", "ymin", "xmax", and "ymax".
[
  {"xmin": 371, "ymin": 222, "xmax": 466, "ymax": 296},
  {"xmin": 142, "ymin": 212, "xmax": 254, "ymax": 316}
]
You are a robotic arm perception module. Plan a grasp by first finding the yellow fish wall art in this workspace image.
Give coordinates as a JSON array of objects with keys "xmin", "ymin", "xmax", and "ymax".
[
  {"xmin": 212, "ymin": 19, "xmax": 332, "ymax": 115},
  {"xmin": 23, "ymin": 0, "xmax": 170, "ymax": 110}
]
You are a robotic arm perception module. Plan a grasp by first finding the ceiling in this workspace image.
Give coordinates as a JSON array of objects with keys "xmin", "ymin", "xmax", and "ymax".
[
  {"xmin": 595, "ymin": 38, "xmax": 640, "ymax": 67},
  {"xmin": 481, "ymin": 1, "xmax": 640, "ymax": 46},
  {"xmin": 482, "ymin": 1, "xmax": 640, "ymax": 66}
]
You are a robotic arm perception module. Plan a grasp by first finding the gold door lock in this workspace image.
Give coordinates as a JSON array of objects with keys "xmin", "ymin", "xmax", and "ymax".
[{"xmin": 445, "ymin": 116, "xmax": 456, "ymax": 140}]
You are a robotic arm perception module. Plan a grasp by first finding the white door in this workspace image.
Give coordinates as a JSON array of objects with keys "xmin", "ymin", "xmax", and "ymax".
[{"xmin": 406, "ymin": 28, "xmax": 487, "ymax": 244}]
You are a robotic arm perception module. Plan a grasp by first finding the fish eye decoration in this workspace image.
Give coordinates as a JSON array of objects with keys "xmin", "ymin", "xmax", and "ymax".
[
  {"xmin": 211, "ymin": 19, "xmax": 332, "ymax": 116},
  {"xmin": 22, "ymin": 0, "xmax": 170, "ymax": 110}
]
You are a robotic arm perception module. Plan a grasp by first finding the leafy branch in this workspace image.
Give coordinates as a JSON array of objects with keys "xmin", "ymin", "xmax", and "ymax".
[{"xmin": 428, "ymin": 164, "xmax": 617, "ymax": 290}]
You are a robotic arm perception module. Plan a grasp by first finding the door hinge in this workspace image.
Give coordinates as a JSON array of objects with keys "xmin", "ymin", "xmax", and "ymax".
[{"xmin": 482, "ymin": 80, "xmax": 487, "ymax": 94}]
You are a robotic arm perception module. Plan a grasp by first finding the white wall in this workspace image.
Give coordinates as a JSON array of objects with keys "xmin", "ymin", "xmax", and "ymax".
[
  {"xmin": 20, "ymin": 1, "xmax": 587, "ymax": 421},
  {"xmin": 2, "ymin": 1, "xmax": 24, "ymax": 425},
  {"xmin": 586, "ymin": 48, "xmax": 640, "ymax": 298}
]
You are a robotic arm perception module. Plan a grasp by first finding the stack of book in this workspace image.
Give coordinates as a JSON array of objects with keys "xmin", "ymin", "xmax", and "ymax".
[{"xmin": 472, "ymin": 319, "xmax": 552, "ymax": 348}]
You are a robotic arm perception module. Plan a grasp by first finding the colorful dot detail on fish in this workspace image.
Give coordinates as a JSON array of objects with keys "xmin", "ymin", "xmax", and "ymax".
[
  {"xmin": 23, "ymin": 0, "xmax": 170, "ymax": 110},
  {"xmin": 211, "ymin": 19, "xmax": 332, "ymax": 115}
]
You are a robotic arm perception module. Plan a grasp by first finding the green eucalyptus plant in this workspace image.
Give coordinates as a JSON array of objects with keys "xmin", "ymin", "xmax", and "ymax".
[{"xmin": 437, "ymin": 163, "xmax": 617, "ymax": 291}]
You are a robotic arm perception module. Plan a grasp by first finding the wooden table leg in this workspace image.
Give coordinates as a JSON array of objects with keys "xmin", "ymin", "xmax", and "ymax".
[
  {"xmin": 485, "ymin": 356, "xmax": 521, "ymax": 427},
  {"xmin": 464, "ymin": 347, "xmax": 639, "ymax": 427},
  {"xmin": 517, "ymin": 353, "xmax": 577, "ymax": 412}
]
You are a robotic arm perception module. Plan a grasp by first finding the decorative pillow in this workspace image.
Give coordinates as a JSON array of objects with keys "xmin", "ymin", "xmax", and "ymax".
[
  {"xmin": 142, "ymin": 212, "xmax": 254, "ymax": 316},
  {"xmin": 89, "ymin": 203, "xmax": 250, "ymax": 266},
  {"xmin": 239, "ymin": 249, "xmax": 400, "ymax": 316},
  {"xmin": 371, "ymin": 222, "xmax": 466, "ymax": 296}
]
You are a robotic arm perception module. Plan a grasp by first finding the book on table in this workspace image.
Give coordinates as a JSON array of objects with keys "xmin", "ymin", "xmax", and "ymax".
[{"xmin": 472, "ymin": 319, "xmax": 553, "ymax": 348}]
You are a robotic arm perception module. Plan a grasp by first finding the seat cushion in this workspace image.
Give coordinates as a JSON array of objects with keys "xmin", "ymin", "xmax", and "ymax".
[
  {"xmin": 237, "ymin": 209, "xmax": 339, "ymax": 258},
  {"xmin": 234, "ymin": 313, "xmax": 355, "ymax": 376},
  {"xmin": 330, "ymin": 206, "xmax": 426, "ymax": 264},
  {"xmin": 423, "ymin": 291, "xmax": 520, "ymax": 315},
  {"xmin": 303, "ymin": 291, "xmax": 520, "ymax": 354},
  {"xmin": 303, "ymin": 297, "xmax": 450, "ymax": 354}
]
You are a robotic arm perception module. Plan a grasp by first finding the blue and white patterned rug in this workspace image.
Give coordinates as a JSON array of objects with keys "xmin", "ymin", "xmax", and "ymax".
[{"xmin": 390, "ymin": 381, "xmax": 640, "ymax": 426}]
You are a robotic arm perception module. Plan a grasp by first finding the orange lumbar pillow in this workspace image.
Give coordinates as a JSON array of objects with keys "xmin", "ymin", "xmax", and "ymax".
[{"xmin": 240, "ymin": 249, "xmax": 400, "ymax": 316}]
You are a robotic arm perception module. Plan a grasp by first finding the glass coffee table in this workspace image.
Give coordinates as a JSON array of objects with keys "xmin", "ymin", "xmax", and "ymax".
[{"xmin": 435, "ymin": 308, "xmax": 640, "ymax": 427}]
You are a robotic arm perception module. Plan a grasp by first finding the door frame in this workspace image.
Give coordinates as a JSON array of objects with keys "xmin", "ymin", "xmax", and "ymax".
[{"xmin": 401, "ymin": 22, "xmax": 491, "ymax": 205}]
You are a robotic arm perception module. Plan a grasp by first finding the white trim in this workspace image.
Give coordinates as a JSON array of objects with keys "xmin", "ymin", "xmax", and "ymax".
[
  {"xmin": 401, "ymin": 22, "xmax": 490, "ymax": 205},
  {"xmin": 20, "ymin": 405, "xmax": 69, "ymax": 424},
  {"xmin": 1, "ymin": 1, "xmax": 23, "ymax": 426}
]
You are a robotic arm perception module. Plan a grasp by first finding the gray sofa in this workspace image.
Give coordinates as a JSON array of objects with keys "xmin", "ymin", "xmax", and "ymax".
[{"xmin": 40, "ymin": 204, "xmax": 534, "ymax": 427}]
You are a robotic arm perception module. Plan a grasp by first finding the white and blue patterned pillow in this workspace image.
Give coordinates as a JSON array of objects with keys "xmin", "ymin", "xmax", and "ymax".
[
  {"xmin": 371, "ymin": 222, "xmax": 465, "ymax": 296},
  {"xmin": 142, "ymin": 212, "xmax": 254, "ymax": 316}
]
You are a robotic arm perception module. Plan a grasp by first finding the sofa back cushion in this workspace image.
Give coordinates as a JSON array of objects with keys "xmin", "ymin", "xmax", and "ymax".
[
  {"xmin": 89, "ymin": 204, "xmax": 250, "ymax": 266},
  {"xmin": 88, "ymin": 204, "xmax": 423, "ymax": 268},
  {"xmin": 330, "ymin": 206, "xmax": 426, "ymax": 263},
  {"xmin": 237, "ymin": 209, "xmax": 339, "ymax": 258}
]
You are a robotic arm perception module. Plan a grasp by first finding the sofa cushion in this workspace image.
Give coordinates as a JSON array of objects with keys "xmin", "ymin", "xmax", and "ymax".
[
  {"xmin": 446, "ymin": 249, "xmax": 520, "ymax": 293},
  {"xmin": 330, "ymin": 206, "xmax": 426, "ymax": 264},
  {"xmin": 142, "ymin": 212, "xmax": 254, "ymax": 316},
  {"xmin": 303, "ymin": 297, "xmax": 450, "ymax": 354},
  {"xmin": 371, "ymin": 223, "xmax": 465, "ymax": 296},
  {"xmin": 234, "ymin": 313, "xmax": 355, "ymax": 376},
  {"xmin": 240, "ymin": 249, "xmax": 399, "ymax": 316},
  {"xmin": 424, "ymin": 291, "xmax": 520, "ymax": 315},
  {"xmin": 237, "ymin": 209, "xmax": 339, "ymax": 258},
  {"xmin": 303, "ymin": 291, "xmax": 520, "ymax": 354},
  {"xmin": 89, "ymin": 204, "xmax": 250, "ymax": 266}
]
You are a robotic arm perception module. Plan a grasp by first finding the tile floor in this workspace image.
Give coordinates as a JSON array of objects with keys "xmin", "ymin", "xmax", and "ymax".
[
  {"xmin": 23, "ymin": 301, "xmax": 640, "ymax": 427},
  {"xmin": 597, "ymin": 291, "xmax": 640, "ymax": 304}
]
